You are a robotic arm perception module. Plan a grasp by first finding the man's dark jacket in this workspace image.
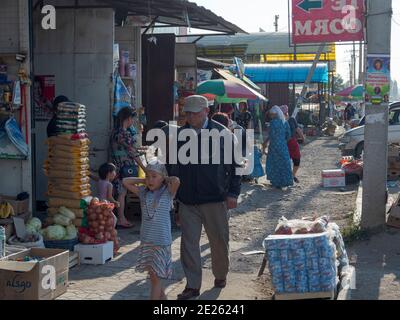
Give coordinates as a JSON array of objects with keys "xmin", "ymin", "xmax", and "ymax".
[{"xmin": 171, "ymin": 120, "xmax": 242, "ymax": 205}]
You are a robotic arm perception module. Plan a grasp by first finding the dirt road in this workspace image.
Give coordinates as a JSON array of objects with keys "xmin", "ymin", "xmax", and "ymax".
[{"xmin": 205, "ymin": 134, "xmax": 357, "ymax": 298}]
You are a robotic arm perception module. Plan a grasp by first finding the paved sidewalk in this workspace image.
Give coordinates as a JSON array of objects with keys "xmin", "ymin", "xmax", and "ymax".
[
  {"xmin": 59, "ymin": 228, "xmax": 263, "ymax": 300},
  {"xmin": 347, "ymin": 230, "xmax": 400, "ymax": 300}
]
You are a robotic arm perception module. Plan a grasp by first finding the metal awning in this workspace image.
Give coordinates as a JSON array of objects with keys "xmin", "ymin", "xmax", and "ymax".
[
  {"xmin": 244, "ymin": 63, "xmax": 329, "ymax": 84},
  {"xmin": 197, "ymin": 57, "xmax": 231, "ymax": 69},
  {"xmin": 197, "ymin": 32, "xmax": 334, "ymax": 58},
  {"xmin": 101, "ymin": 0, "xmax": 246, "ymax": 34},
  {"xmin": 215, "ymin": 69, "xmax": 262, "ymax": 92}
]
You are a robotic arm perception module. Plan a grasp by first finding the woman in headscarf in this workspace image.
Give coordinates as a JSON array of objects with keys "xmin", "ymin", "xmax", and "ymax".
[{"xmin": 262, "ymin": 106, "xmax": 293, "ymax": 189}]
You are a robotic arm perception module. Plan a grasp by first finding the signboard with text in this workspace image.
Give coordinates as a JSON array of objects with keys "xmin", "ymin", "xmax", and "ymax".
[
  {"xmin": 365, "ymin": 54, "xmax": 391, "ymax": 105},
  {"xmin": 291, "ymin": 0, "xmax": 365, "ymax": 45}
]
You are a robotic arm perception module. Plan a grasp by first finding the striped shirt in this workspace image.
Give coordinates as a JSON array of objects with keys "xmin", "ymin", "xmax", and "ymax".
[{"xmin": 138, "ymin": 185, "xmax": 173, "ymax": 246}]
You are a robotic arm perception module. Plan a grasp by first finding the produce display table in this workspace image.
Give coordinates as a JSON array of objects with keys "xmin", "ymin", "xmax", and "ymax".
[{"xmin": 260, "ymin": 218, "xmax": 351, "ymax": 300}]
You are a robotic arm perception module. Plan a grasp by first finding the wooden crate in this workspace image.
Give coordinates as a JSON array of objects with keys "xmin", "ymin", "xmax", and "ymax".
[{"xmin": 69, "ymin": 251, "xmax": 79, "ymax": 269}]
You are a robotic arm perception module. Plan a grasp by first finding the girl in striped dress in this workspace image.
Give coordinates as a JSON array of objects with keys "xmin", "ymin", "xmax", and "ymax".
[{"xmin": 123, "ymin": 160, "xmax": 180, "ymax": 300}]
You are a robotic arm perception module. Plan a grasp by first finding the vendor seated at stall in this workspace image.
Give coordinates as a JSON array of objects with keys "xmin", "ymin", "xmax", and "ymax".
[{"xmin": 47, "ymin": 95, "xmax": 70, "ymax": 138}]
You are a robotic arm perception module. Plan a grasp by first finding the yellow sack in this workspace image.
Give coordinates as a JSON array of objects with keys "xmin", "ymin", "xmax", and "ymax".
[
  {"xmin": 48, "ymin": 145, "xmax": 89, "ymax": 153},
  {"xmin": 46, "ymin": 170, "xmax": 90, "ymax": 179},
  {"xmin": 47, "ymin": 189, "xmax": 91, "ymax": 200},
  {"xmin": 44, "ymin": 163, "xmax": 90, "ymax": 172},
  {"xmin": 48, "ymin": 144, "xmax": 89, "ymax": 153},
  {"xmin": 48, "ymin": 207, "xmax": 84, "ymax": 218},
  {"xmin": 48, "ymin": 183, "xmax": 91, "ymax": 193},
  {"xmin": 48, "ymin": 197, "xmax": 82, "ymax": 209},
  {"xmin": 49, "ymin": 150, "xmax": 89, "ymax": 159},
  {"xmin": 47, "ymin": 137, "xmax": 91, "ymax": 147},
  {"xmin": 48, "ymin": 176, "xmax": 91, "ymax": 185},
  {"xmin": 73, "ymin": 219, "xmax": 83, "ymax": 227},
  {"xmin": 46, "ymin": 157, "xmax": 90, "ymax": 166}
]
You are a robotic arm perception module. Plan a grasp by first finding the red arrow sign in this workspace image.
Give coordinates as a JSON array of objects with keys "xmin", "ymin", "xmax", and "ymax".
[{"xmin": 291, "ymin": 0, "xmax": 365, "ymax": 44}]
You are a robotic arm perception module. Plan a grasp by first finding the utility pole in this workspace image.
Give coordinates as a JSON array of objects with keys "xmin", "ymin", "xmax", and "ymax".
[
  {"xmin": 352, "ymin": 42, "xmax": 357, "ymax": 85},
  {"xmin": 359, "ymin": 42, "xmax": 364, "ymax": 83},
  {"xmin": 361, "ymin": 0, "xmax": 392, "ymax": 230},
  {"xmin": 349, "ymin": 63, "xmax": 353, "ymax": 87}
]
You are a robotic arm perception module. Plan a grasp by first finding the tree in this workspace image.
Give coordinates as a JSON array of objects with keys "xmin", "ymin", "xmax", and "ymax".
[{"xmin": 333, "ymin": 74, "xmax": 346, "ymax": 93}]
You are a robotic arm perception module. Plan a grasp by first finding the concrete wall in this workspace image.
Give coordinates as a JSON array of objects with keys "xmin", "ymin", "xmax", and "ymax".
[
  {"xmin": 33, "ymin": 5, "xmax": 114, "ymax": 201},
  {"xmin": 0, "ymin": 0, "xmax": 33, "ymax": 206}
]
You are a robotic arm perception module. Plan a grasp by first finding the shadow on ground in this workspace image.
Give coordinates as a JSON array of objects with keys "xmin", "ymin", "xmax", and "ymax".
[{"xmin": 348, "ymin": 229, "xmax": 400, "ymax": 300}]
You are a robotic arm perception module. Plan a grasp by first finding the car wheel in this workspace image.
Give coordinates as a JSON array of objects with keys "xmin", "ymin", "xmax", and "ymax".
[{"xmin": 354, "ymin": 142, "xmax": 364, "ymax": 159}]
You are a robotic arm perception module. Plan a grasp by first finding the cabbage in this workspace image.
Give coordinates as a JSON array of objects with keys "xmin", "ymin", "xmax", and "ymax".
[
  {"xmin": 26, "ymin": 224, "xmax": 38, "ymax": 235},
  {"xmin": 26, "ymin": 217, "xmax": 42, "ymax": 232},
  {"xmin": 59, "ymin": 207, "xmax": 76, "ymax": 220},
  {"xmin": 64, "ymin": 225, "xmax": 78, "ymax": 240},
  {"xmin": 47, "ymin": 225, "xmax": 66, "ymax": 240},
  {"xmin": 53, "ymin": 214, "xmax": 72, "ymax": 227}
]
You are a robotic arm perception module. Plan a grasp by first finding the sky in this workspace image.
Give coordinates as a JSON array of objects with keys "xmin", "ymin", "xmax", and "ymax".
[{"xmin": 193, "ymin": 0, "xmax": 400, "ymax": 84}]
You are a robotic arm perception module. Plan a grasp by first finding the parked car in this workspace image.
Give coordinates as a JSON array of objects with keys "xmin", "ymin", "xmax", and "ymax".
[{"xmin": 339, "ymin": 102, "xmax": 400, "ymax": 158}]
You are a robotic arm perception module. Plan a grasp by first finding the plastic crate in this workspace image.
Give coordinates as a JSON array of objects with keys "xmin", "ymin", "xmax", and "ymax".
[{"xmin": 44, "ymin": 238, "xmax": 79, "ymax": 251}]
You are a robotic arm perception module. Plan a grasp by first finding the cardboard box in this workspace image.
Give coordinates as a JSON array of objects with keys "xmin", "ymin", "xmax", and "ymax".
[
  {"xmin": 322, "ymin": 169, "xmax": 346, "ymax": 188},
  {"xmin": 0, "ymin": 248, "xmax": 69, "ymax": 300},
  {"xmin": 74, "ymin": 242, "xmax": 113, "ymax": 265},
  {"xmin": 0, "ymin": 195, "xmax": 29, "ymax": 215}
]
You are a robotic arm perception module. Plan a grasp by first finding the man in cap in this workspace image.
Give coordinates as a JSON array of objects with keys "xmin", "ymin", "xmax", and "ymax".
[{"xmin": 175, "ymin": 95, "xmax": 242, "ymax": 300}]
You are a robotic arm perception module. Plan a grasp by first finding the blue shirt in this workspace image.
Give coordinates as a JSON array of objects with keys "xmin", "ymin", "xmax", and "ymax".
[{"xmin": 138, "ymin": 185, "xmax": 173, "ymax": 246}]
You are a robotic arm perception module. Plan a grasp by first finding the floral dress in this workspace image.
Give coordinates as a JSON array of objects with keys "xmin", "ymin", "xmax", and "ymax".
[
  {"xmin": 110, "ymin": 127, "xmax": 140, "ymax": 195},
  {"xmin": 265, "ymin": 119, "xmax": 294, "ymax": 188}
]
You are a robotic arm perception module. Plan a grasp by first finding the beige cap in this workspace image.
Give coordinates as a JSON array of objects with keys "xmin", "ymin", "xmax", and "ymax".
[{"xmin": 183, "ymin": 95, "xmax": 208, "ymax": 113}]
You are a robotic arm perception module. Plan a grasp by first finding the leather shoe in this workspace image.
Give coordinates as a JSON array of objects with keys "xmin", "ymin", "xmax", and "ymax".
[
  {"xmin": 177, "ymin": 288, "xmax": 200, "ymax": 300},
  {"xmin": 214, "ymin": 279, "xmax": 227, "ymax": 288}
]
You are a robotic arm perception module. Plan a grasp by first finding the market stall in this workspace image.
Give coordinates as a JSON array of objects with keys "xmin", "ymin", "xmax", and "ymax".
[{"xmin": 0, "ymin": 47, "xmax": 32, "ymax": 242}]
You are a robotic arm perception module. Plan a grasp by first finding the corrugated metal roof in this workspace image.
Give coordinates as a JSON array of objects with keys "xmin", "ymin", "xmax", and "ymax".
[
  {"xmin": 197, "ymin": 32, "xmax": 334, "ymax": 55},
  {"xmin": 102, "ymin": 0, "xmax": 246, "ymax": 34},
  {"xmin": 244, "ymin": 63, "xmax": 329, "ymax": 84}
]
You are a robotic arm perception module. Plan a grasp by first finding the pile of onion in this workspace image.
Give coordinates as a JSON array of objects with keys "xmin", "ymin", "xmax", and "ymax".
[{"xmin": 81, "ymin": 197, "xmax": 119, "ymax": 250}]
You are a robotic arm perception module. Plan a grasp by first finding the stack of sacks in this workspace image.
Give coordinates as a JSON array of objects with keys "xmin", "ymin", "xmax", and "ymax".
[
  {"xmin": 43, "ymin": 103, "xmax": 92, "ymax": 228},
  {"xmin": 56, "ymin": 102, "xmax": 87, "ymax": 135}
]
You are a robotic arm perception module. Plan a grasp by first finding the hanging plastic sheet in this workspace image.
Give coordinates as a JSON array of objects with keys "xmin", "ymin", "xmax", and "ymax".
[
  {"xmin": 4, "ymin": 117, "xmax": 28, "ymax": 156},
  {"xmin": 114, "ymin": 75, "xmax": 132, "ymax": 116},
  {"xmin": 0, "ymin": 117, "xmax": 27, "ymax": 159}
]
